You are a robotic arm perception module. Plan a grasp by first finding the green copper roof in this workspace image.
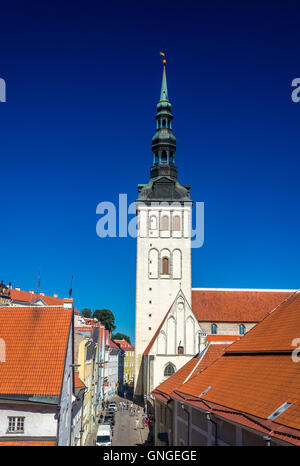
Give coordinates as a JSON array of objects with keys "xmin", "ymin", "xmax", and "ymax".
[
  {"xmin": 136, "ymin": 60, "xmax": 192, "ymax": 203},
  {"xmin": 160, "ymin": 65, "xmax": 168, "ymax": 101}
]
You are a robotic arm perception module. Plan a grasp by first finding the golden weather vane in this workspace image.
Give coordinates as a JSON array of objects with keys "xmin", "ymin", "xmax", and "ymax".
[{"xmin": 160, "ymin": 51, "xmax": 167, "ymax": 65}]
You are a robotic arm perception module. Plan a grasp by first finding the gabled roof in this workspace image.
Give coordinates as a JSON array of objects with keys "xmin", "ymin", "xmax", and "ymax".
[
  {"xmin": 114, "ymin": 339, "xmax": 134, "ymax": 350},
  {"xmin": 152, "ymin": 342, "xmax": 232, "ymax": 401},
  {"xmin": 0, "ymin": 306, "xmax": 72, "ymax": 396},
  {"xmin": 192, "ymin": 288, "xmax": 294, "ymax": 322},
  {"xmin": 110, "ymin": 340, "xmax": 120, "ymax": 349},
  {"xmin": 144, "ymin": 291, "xmax": 186, "ymax": 355},
  {"xmin": 10, "ymin": 288, "xmax": 72, "ymax": 306},
  {"xmin": 173, "ymin": 291, "xmax": 300, "ymax": 443}
]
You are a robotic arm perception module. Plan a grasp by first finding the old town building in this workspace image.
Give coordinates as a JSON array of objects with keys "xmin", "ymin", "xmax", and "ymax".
[{"xmin": 0, "ymin": 304, "xmax": 73, "ymax": 446}]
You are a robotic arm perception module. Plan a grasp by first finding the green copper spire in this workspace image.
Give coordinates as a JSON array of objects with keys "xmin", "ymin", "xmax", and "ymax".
[
  {"xmin": 160, "ymin": 65, "xmax": 168, "ymax": 101},
  {"xmin": 151, "ymin": 61, "xmax": 176, "ymax": 170},
  {"xmin": 136, "ymin": 58, "xmax": 191, "ymax": 202}
]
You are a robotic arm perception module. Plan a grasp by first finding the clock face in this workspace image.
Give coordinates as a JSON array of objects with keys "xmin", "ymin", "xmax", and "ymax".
[{"xmin": 177, "ymin": 302, "xmax": 184, "ymax": 311}]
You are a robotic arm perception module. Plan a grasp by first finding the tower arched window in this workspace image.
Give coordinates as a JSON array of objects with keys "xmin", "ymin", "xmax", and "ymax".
[
  {"xmin": 173, "ymin": 215, "xmax": 181, "ymax": 231},
  {"xmin": 211, "ymin": 323, "xmax": 217, "ymax": 335},
  {"xmin": 161, "ymin": 215, "xmax": 169, "ymax": 231},
  {"xmin": 239, "ymin": 324, "xmax": 245, "ymax": 335},
  {"xmin": 162, "ymin": 257, "xmax": 169, "ymax": 275},
  {"xmin": 164, "ymin": 363, "xmax": 175, "ymax": 377},
  {"xmin": 169, "ymin": 152, "xmax": 173, "ymax": 163},
  {"xmin": 162, "ymin": 119, "xmax": 166, "ymax": 128},
  {"xmin": 161, "ymin": 151, "xmax": 167, "ymax": 162},
  {"xmin": 155, "ymin": 152, "xmax": 159, "ymax": 164},
  {"xmin": 150, "ymin": 215, "xmax": 157, "ymax": 230}
]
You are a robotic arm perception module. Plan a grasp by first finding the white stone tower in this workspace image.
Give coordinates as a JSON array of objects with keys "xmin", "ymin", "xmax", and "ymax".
[{"xmin": 134, "ymin": 62, "xmax": 192, "ymax": 399}]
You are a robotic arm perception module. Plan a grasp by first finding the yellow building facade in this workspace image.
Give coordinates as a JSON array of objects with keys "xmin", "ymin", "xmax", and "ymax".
[{"xmin": 115, "ymin": 340, "xmax": 135, "ymax": 384}]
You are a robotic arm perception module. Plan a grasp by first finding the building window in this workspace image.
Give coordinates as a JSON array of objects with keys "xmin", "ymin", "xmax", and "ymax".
[
  {"xmin": 8, "ymin": 417, "xmax": 25, "ymax": 433},
  {"xmin": 173, "ymin": 215, "xmax": 181, "ymax": 231},
  {"xmin": 239, "ymin": 324, "xmax": 245, "ymax": 335},
  {"xmin": 161, "ymin": 215, "xmax": 169, "ymax": 231},
  {"xmin": 164, "ymin": 363, "xmax": 175, "ymax": 377},
  {"xmin": 150, "ymin": 215, "xmax": 157, "ymax": 230},
  {"xmin": 211, "ymin": 323, "xmax": 217, "ymax": 335},
  {"xmin": 162, "ymin": 257, "xmax": 169, "ymax": 275}
]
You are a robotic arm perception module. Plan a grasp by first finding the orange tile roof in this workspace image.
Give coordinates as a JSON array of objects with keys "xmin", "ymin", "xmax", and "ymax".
[
  {"xmin": 173, "ymin": 292, "xmax": 300, "ymax": 438},
  {"xmin": 206, "ymin": 335, "xmax": 241, "ymax": 342},
  {"xmin": 0, "ymin": 440, "xmax": 56, "ymax": 446},
  {"xmin": 10, "ymin": 288, "xmax": 73, "ymax": 307},
  {"xmin": 74, "ymin": 372, "xmax": 85, "ymax": 389},
  {"xmin": 226, "ymin": 291, "xmax": 299, "ymax": 352},
  {"xmin": 0, "ymin": 306, "xmax": 72, "ymax": 396},
  {"xmin": 114, "ymin": 339, "xmax": 134, "ymax": 350},
  {"xmin": 192, "ymin": 288, "xmax": 293, "ymax": 322},
  {"xmin": 152, "ymin": 343, "xmax": 230, "ymax": 400},
  {"xmin": 110, "ymin": 339, "xmax": 120, "ymax": 349}
]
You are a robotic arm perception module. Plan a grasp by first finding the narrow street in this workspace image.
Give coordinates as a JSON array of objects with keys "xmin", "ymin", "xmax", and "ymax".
[{"xmin": 86, "ymin": 396, "xmax": 152, "ymax": 446}]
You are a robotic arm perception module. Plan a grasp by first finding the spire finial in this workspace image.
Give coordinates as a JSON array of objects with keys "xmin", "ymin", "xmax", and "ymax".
[{"xmin": 159, "ymin": 52, "xmax": 168, "ymax": 101}]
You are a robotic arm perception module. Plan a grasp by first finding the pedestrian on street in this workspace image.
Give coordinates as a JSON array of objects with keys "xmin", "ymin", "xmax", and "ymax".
[
  {"xmin": 135, "ymin": 418, "xmax": 139, "ymax": 430},
  {"xmin": 142, "ymin": 417, "xmax": 145, "ymax": 429},
  {"xmin": 145, "ymin": 417, "xmax": 149, "ymax": 428}
]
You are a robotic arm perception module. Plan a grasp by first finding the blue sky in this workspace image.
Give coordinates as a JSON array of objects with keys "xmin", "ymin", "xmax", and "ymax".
[{"xmin": 0, "ymin": 0, "xmax": 300, "ymax": 343}]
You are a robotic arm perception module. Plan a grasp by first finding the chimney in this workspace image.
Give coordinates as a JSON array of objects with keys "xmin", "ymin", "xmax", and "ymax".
[
  {"xmin": 199, "ymin": 332, "xmax": 207, "ymax": 353},
  {"xmin": 63, "ymin": 298, "xmax": 73, "ymax": 309},
  {"xmin": 53, "ymin": 293, "xmax": 58, "ymax": 298},
  {"xmin": 15, "ymin": 287, "xmax": 21, "ymax": 291},
  {"xmin": 29, "ymin": 290, "xmax": 34, "ymax": 294},
  {"xmin": 39, "ymin": 292, "xmax": 45, "ymax": 296}
]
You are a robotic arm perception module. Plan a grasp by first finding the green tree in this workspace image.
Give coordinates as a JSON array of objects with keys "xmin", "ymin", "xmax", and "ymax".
[
  {"xmin": 112, "ymin": 332, "xmax": 131, "ymax": 344},
  {"xmin": 82, "ymin": 308, "xmax": 92, "ymax": 318},
  {"xmin": 93, "ymin": 309, "xmax": 116, "ymax": 333}
]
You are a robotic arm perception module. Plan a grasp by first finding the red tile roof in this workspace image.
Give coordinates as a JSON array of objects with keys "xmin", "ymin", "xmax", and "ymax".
[
  {"xmin": 114, "ymin": 339, "xmax": 134, "ymax": 350},
  {"xmin": 206, "ymin": 335, "xmax": 241, "ymax": 342},
  {"xmin": 110, "ymin": 340, "xmax": 120, "ymax": 349},
  {"xmin": 0, "ymin": 306, "xmax": 72, "ymax": 396},
  {"xmin": 192, "ymin": 288, "xmax": 293, "ymax": 322},
  {"xmin": 0, "ymin": 440, "xmax": 56, "ymax": 446},
  {"xmin": 10, "ymin": 288, "xmax": 72, "ymax": 306},
  {"xmin": 152, "ymin": 343, "xmax": 230, "ymax": 401},
  {"xmin": 74, "ymin": 372, "xmax": 85, "ymax": 389},
  {"xmin": 173, "ymin": 292, "xmax": 300, "ymax": 442},
  {"xmin": 226, "ymin": 291, "xmax": 299, "ymax": 352}
]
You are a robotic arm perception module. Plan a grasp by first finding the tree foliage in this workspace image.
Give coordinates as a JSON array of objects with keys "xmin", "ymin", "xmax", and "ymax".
[
  {"xmin": 81, "ymin": 308, "xmax": 92, "ymax": 318},
  {"xmin": 93, "ymin": 309, "xmax": 116, "ymax": 333},
  {"xmin": 112, "ymin": 332, "xmax": 131, "ymax": 344}
]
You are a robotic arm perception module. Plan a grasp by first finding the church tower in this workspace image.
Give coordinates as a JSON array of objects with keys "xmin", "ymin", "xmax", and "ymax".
[{"xmin": 134, "ymin": 61, "xmax": 193, "ymax": 399}]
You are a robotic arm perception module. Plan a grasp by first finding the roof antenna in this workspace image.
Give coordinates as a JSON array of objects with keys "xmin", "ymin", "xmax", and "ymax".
[
  {"xmin": 36, "ymin": 270, "xmax": 40, "ymax": 294},
  {"xmin": 68, "ymin": 275, "xmax": 74, "ymax": 298}
]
